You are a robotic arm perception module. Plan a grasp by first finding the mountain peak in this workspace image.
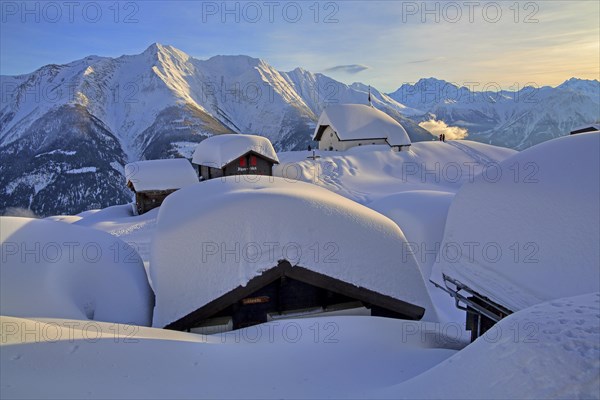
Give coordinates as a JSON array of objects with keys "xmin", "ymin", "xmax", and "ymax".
[
  {"xmin": 414, "ymin": 77, "xmax": 454, "ymax": 87},
  {"xmin": 143, "ymin": 42, "xmax": 164, "ymax": 54},
  {"xmin": 558, "ymin": 77, "xmax": 600, "ymax": 87}
]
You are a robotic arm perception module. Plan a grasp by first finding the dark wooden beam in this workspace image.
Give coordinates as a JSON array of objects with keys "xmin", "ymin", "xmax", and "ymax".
[{"xmin": 164, "ymin": 260, "xmax": 425, "ymax": 330}]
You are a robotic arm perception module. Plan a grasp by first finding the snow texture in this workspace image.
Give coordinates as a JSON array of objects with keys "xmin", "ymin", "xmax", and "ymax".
[
  {"xmin": 191, "ymin": 133, "xmax": 279, "ymax": 168},
  {"xmin": 313, "ymin": 104, "xmax": 411, "ymax": 146},
  {"xmin": 124, "ymin": 158, "xmax": 198, "ymax": 192},
  {"xmin": 0, "ymin": 315, "xmax": 459, "ymax": 399},
  {"xmin": 150, "ymin": 176, "xmax": 437, "ymax": 328},
  {"xmin": 73, "ymin": 205, "xmax": 159, "ymax": 284},
  {"xmin": 0, "ymin": 217, "xmax": 153, "ymax": 326},
  {"xmin": 3, "ymin": 293, "xmax": 596, "ymax": 399},
  {"xmin": 275, "ymin": 140, "xmax": 517, "ymax": 205},
  {"xmin": 439, "ymin": 133, "xmax": 600, "ymax": 311},
  {"xmin": 369, "ymin": 190, "xmax": 465, "ymax": 324},
  {"xmin": 373, "ymin": 292, "xmax": 600, "ymax": 399}
]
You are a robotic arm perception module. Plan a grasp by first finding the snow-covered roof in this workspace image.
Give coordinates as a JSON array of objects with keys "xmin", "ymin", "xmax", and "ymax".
[
  {"xmin": 312, "ymin": 104, "xmax": 411, "ymax": 146},
  {"xmin": 150, "ymin": 176, "xmax": 436, "ymax": 328},
  {"xmin": 0, "ymin": 217, "xmax": 153, "ymax": 325},
  {"xmin": 436, "ymin": 133, "xmax": 600, "ymax": 312},
  {"xmin": 192, "ymin": 134, "xmax": 279, "ymax": 168},
  {"xmin": 125, "ymin": 158, "xmax": 198, "ymax": 192}
]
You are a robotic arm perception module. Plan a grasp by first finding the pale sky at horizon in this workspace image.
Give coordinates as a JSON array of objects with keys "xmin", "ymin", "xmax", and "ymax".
[{"xmin": 1, "ymin": 0, "xmax": 598, "ymax": 92}]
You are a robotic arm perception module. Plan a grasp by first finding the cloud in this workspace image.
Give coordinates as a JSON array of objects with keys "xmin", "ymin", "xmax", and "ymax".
[
  {"xmin": 407, "ymin": 57, "xmax": 447, "ymax": 64},
  {"xmin": 419, "ymin": 119, "xmax": 469, "ymax": 140},
  {"xmin": 324, "ymin": 64, "xmax": 370, "ymax": 74}
]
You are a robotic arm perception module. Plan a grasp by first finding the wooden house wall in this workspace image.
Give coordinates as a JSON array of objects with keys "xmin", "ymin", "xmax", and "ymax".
[
  {"xmin": 135, "ymin": 189, "xmax": 177, "ymax": 214},
  {"xmin": 198, "ymin": 152, "xmax": 275, "ymax": 181},
  {"xmin": 223, "ymin": 153, "xmax": 273, "ymax": 176}
]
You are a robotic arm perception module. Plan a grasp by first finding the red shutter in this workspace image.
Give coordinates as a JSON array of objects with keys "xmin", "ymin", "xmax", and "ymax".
[
  {"xmin": 250, "ymin": 155, "xmax": 257, "ymax": 166},
  {"xmin": 239, "ymin": 157, "xmax": 247, "ymax": 167}
]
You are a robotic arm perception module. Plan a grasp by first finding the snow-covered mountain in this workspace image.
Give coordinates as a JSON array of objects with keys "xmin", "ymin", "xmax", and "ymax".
[
  {"xmin": 1, "ymin": 43, "xmax": 598, "ymax": 216},
  {"xmin": 388, "ymin": 77, "xmax": 600, "ymax": 149},
  {"xmin": 0, "ymin": 43, "xmax": 433, "ymax": 216}
]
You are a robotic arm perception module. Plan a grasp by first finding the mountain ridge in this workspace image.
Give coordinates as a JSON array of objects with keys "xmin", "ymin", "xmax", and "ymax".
[{"xmin": 1, "ymin": 43, "xmax": 598, "ymax": 216}]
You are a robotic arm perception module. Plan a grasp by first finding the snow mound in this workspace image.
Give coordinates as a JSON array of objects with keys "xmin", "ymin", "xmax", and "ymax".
[
  {"xmin": 313, "ymin": 104, "xmax": 411, "ymax": 146},
  {"xmin": 275, "ymin": 140, "xmax": 517, "ymax": 205},
  {"xmin": 124, "ymin": 158, "xmax": 198, "ymax": 192},
  {"xmin": 0, "ymin": 217, "xmax": 153, "ymax": 325},
  {"xmin": 191, "ymin": 134, "xmax": 279, "ymax": 168},
  {"xmin": 150, "ymin": 176, "xmax": 436, "ymax": 328},
  {"xmin": 438, "ymin": 133, "xmax": 600, "ymax": 311},
  {"xmin": 369, "ymin": 190, "xmax": 454, "ymax": 280},
  {"xmin": 369, "ymin": 190, "xmax": 464, "ymax": 324},
  {"xmin": 0, "ymin": 315, "xmax": 458, "ymax": 399},
  {"xmin": 374, "ymin": 292, "xmax": 600, "ymax": 399}
]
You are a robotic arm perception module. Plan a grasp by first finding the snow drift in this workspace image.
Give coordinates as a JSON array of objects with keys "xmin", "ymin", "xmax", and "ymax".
[
  {"xmin": 0, "ymin": 217, "xmax": 154, "ymax": 325},
  {"xmin": 275, "ymin": 140, "xmax": 517, "ymax": 205},
  {"xmin": 0, "ymin": 315, "xmax": 459, "ymax": 399},
  {"xmin": 150, "ymin": 176, "xmax": 437, "ymax": 328},
  {"xmin": 374, "ymin": 292, "xmax": 600, "ymax": 399},
  {"xmin": 437, "ymin": 132, "xmax": 600, "ymax": 311}
]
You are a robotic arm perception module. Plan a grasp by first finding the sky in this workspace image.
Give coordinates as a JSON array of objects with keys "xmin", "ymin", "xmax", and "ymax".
[{"xmin": 1, "ymin": 0, "xmax": 599, "ymax": 92}]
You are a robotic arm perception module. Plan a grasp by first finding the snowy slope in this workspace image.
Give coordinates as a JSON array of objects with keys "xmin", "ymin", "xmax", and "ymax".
[
  {"xmin": 373, "ymin": 292, "xmax": 600, "ymax": 399},
  {"xmin": 275, "ymin": 140, "xmax": 517, "ymax": 205}
]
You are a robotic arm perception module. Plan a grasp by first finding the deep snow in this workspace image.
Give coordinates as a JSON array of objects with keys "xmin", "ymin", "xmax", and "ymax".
[
  {"xmin": 151, "ymin": 176, "xmax": 437, "ymax": 328},
  {"xmin": 2, "ymin": 136, "xmax": 598, "ymax": 399},
  {"xmin": 373, "ymin": 292, "xmax": 600, "ymax": 399},
  {"xmin": 438, "ymin": 133, "xmax": 600, "ymax": 312},
  {"xmin": 0, "ymin": 217, "xmax": 153, "ymax": 326}
]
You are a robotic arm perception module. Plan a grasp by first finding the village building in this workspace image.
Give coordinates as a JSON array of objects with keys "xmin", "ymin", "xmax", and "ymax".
[
  {"xmin": 150, "ymin": 176, "xmax": 437, "ymax": 332},
  {"xmin": 165, "ymin": 259, "xmax": 425, "ymax": 332},
  {"xmin": 125, "ymin": 158, "xmax": 198, "ymax": 215},
  {"xmin": 570, "ymin": 124, "xmax": 600, "ymax": 135},
  {"xmin": 313, "ymin": 104, "xmax": 412, "ymax": 152},
  {"xmin": 192, "ymin": 134, "xmax": 279, "ymax": 181}
]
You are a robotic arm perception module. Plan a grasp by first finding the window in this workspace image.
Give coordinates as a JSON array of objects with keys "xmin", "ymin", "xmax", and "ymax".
[
  {"xmin": 239, "ymin": 157, "xmax": 247, "ymax": 167},
  {"xmin": 250, "ymin": 155, "xmax": 257, "ymax": 166}
]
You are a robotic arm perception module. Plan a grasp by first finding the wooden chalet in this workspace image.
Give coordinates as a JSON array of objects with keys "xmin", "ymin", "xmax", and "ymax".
[
  {"xmin": 124, "ymin": 158, "xmax": 198, "ymax": 215},
  {"xmin": 192, "ymin": 134, "xmax": 279, "ymax": 181},
  {"xmin": 165, "ymin": 260, "xmax": 425, "ymax": 332}
]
